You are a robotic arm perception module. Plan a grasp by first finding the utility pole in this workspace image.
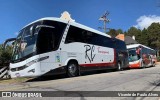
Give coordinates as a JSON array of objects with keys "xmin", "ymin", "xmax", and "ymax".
[{"xmin": 99, "ymin": 11, "xmax": 110, "ymax": 33}]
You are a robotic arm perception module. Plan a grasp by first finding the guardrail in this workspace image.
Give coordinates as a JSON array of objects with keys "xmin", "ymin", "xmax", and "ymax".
[{"xmin": 0, "ymin": 66, "xmax": 10, "ymax": 79}]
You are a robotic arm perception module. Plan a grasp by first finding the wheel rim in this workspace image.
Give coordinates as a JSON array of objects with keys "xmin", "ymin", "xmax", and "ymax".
[{"xmin": 68, "ymin": 64, "xmax": 77, "ymax": 76}]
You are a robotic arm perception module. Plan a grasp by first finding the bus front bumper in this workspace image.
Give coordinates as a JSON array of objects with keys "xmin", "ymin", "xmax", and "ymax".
[{"xmin": 129, "ymin": 61, "xmax": 140, "ymax": 68}]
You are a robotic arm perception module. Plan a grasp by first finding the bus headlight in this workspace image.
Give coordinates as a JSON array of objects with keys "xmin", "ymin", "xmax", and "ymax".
[
  {"xmin": 10, "ymin": 56, "xmax": 49, "ymax": 72},
  {"xmin": 26, "ymin": 56, "xmax": 49, "ymax": 67}
]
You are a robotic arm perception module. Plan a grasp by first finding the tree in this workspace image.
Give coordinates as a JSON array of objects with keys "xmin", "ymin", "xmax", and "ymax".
[
  {"xmin": 107, "ymin": 29, "xmax": 123, "ymax": 37},
  {"xmin": 116, "ymin": 29, "xmax": 123, "ymax": 34},
  {"xmin": 125, "ymin": 27, "xmax": 142, "ymax": 43},
  {"xmin": 147, "ymin": 23, "xmax": 160, "ymax": 49},
  {"xmin": 107, "ymin": 29, "xmax": 117, "ymax": 37},
  {"xmin": 138, "ymin": 28, "xmax": 148, "ymax": 46},
  {"xmin": 0, "ymin": 44, "xmax": 12, "ymax": 66}
]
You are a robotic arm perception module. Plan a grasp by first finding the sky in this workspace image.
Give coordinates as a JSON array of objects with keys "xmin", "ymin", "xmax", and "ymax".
[{"xmin": 0, "ymin": 0, "xmax": 160, "ymax": 43}]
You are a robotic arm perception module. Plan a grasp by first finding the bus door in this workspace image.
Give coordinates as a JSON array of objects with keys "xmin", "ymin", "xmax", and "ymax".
[
  {"xmin": 141, "ymin": 48, "xmax": 151, "ymax": 66},
  {"xmin": 36, "ymin": 25, "xmax": 62, "ymax": 73}
]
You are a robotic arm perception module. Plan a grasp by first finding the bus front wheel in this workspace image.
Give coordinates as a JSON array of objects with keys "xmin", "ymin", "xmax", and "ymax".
[
  {"xmin": 151, "ymin": 61, "xmax": 155, "ymax": 67},
  {"xmin": 67, "ymin": 62, "xmax": 79, "ymax": 77},
  {"xmin": 141, "ymin": 61, "xmax": 145, "ymax": 68}
]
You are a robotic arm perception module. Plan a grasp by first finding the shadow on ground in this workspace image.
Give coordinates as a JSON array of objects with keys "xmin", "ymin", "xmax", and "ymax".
[{"xmin": 26, "ymin": 68, "xmax": 130, "ymax": 82}]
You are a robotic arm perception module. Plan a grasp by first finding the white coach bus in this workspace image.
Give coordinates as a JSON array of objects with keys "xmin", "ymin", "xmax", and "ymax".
[
  {"xmin": 4, "ymin": 12, "xmax": 129, "ymax": 78},
  {"xmin": 127, "ymin": 44, "xmax": 157, "ymax": 68}
]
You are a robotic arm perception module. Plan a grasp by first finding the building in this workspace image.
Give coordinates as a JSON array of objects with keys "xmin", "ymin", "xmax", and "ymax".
[{"xmin": 115, "ymin": 34, "xmax": 138, "ymax": 45}]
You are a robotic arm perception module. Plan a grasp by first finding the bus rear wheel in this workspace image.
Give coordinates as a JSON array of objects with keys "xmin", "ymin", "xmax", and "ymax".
[{"xmin": 67, "ymin": 62, "xmax": 79, "ymax": 77}]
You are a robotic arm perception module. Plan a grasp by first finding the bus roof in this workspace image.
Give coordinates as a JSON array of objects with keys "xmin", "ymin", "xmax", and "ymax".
[
  {"xmin": 127, "ymin": 44, "xmax": 155, "ymax": 51},
  {"xmin": 23, "ymin": 17, "xmax": 111, "ymax": 38}
]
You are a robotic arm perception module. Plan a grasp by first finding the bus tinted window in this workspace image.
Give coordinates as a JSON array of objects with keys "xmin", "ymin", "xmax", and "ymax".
[
  {"xmin": 37, "ymin": 20, "xmax": 67, "ymax": 54},
  {"xmin": 65, "ymin": 25, "xmax": 114, "ymax": 48},
  {"xmin": 96, "ymin": 35, "xmax": 113, "ymax": 48},
  {"xmin": 65, "ymin": 26, "xmax": 85, "ymax": 43},
  {"xmin": 115, "ymin": 39, "xmax": 127, "ymax": 50}
]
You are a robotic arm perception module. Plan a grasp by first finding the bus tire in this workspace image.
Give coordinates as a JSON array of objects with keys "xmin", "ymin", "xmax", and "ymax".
[
  {"xmin": 67, "ymin": 61, "xmax": 79, "ymax": 77},
  {"xmin": 152, "ymin": 61, "xmax": 155, "ymax": 67},
  {"xmin": 117, "ymin": 62, "xmax": 122, "ymax": 71}
]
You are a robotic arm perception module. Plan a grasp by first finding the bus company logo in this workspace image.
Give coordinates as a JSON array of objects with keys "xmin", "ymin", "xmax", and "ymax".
[
  {"xmin": 84, "ymin": 45, "xmax": 96, "ymax": 63},
  {"xmin": 2, "ymin": 92, "xmax": 11, "ymax": 97},
  {"xmin": 97, "ymin": 47, "xmax": 109, "ymax": 54}
]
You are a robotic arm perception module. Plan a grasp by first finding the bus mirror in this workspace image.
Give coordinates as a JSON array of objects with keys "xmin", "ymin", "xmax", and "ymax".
[
  {"xmin": 30, "ymin": 26, "xmax": 35, "ymax": 37},
  {"xmin": 3, "ymin": 38, "xmax": 16, "ymax": 50}
]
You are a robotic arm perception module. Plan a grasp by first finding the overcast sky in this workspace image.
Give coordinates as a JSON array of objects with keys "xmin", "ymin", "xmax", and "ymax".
[{"xmin": 0, "ymin": 0, "xmax": 160, "ymax": 43}]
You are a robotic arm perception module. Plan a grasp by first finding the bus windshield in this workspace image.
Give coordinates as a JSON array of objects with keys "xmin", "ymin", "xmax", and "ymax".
[
  {"xmin": 12, "ymin": 28, "xmax": 37, "ymax": 62},
  {"xmin": 12, "ymin": 20, "xmax": 67, "ymax": 62},
  {"xmin": 128, "ymin": 49, "xmax": 139, "ymax": 62}
]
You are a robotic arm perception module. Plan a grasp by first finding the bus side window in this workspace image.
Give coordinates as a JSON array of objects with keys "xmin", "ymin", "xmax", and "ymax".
[
  {"xmin": 65, "ymin": 26, "xmax": 84, "ymax": 43},
  {"xmin": 82, "ymin": 31, "xmax": 93, "ymax": 44}
]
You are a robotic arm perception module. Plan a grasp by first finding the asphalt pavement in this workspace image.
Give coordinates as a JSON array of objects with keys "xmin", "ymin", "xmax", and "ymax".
[{"xmin": 1, "ymin": 64, "xmax": 160, "ymax": 100}]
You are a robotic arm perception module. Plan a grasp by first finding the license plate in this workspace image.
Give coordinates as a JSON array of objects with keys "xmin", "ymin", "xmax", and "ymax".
[{"xmin": 15, "ymin": 73, "xmax": 20, "ymax": 77}]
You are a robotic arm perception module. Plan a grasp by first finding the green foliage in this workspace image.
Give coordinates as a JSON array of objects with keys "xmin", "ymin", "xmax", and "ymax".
[
  {"xmin": 116, "ymin": 29, "xmax": 123, "ymax": 34},
  {"xmin": 107, "ymin": 29, "xmax": 122, "ymax": 37},
  {"xmin": 124, "ymin": 23, "xmax": 160, "ymax": 52},
  {"xmin": 0, "ymin": 44, "xmax": 12, "ymax": 66},
  {"xmin": 140, "ymin": 28, "xmax": 148, "ymax": 46},
  {"xmin": 157, "ymin": 56, "xmax": 160, "ymax": 62},
  {"xmin": 147, "ymin": 23, "xmax": 160, "ymax": 50},
  {"xmin": 125, "ymin": 27, "xmax": 142, "ymax": 44}
]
